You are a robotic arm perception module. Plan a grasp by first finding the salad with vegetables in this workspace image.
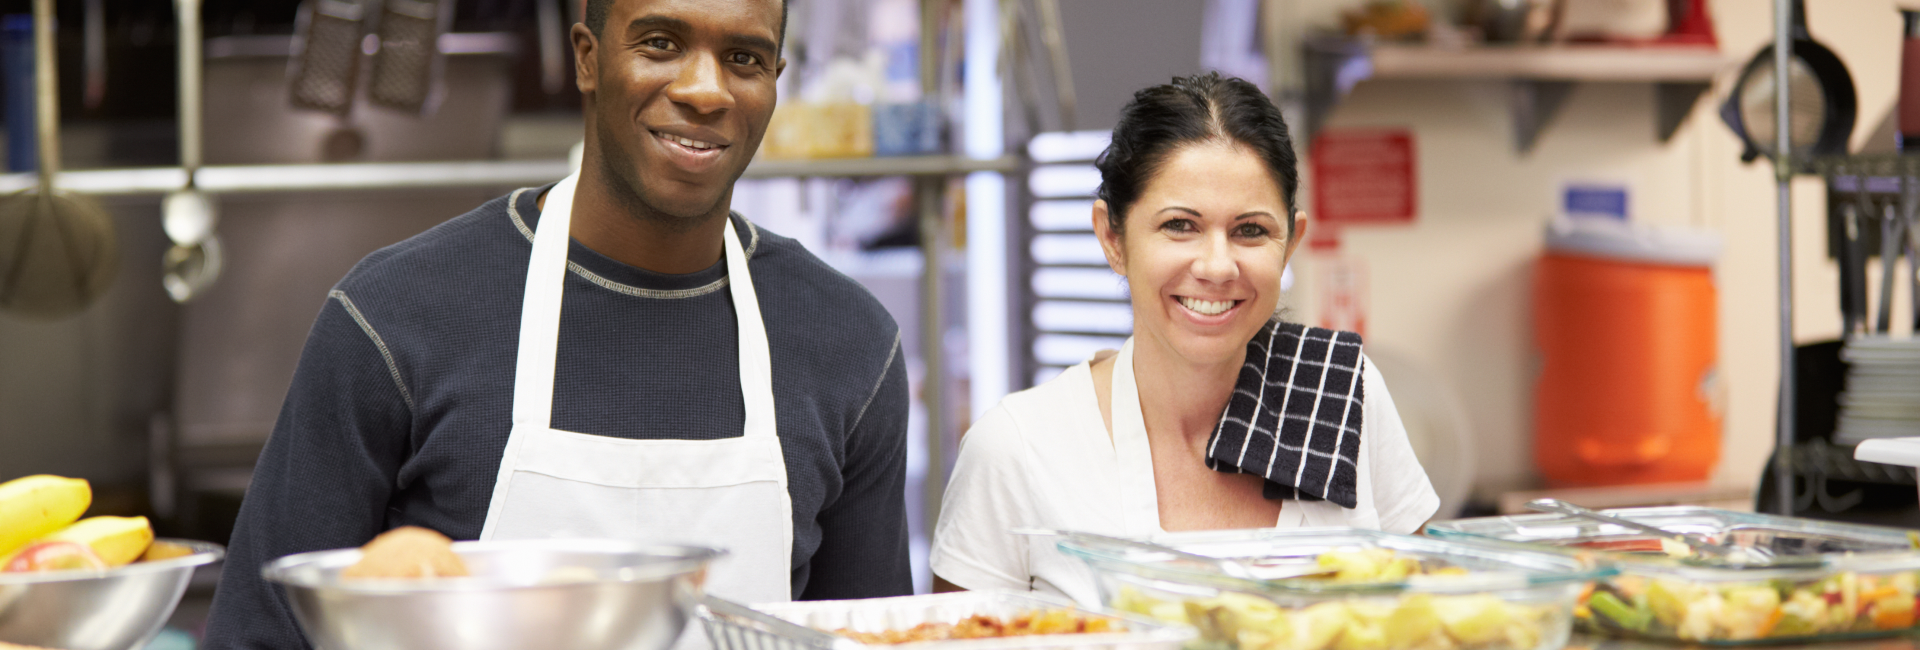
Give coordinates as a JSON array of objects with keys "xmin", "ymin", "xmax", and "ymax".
[
  {"xmin": 1579, "ymin": 570, "xmax": 1920, "ymax": 642},
  {"xmin": 1111, "ymin": 548, "xmax": 1565, "ymax": 650}
]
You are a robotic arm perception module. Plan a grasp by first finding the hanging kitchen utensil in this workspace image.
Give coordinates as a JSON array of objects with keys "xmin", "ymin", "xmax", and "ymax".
[
  {"xmin": 290, "ymin": 0, "xmax": 370, "ymax": 116},
  {"xmin": 1718, "ymin": 0, "xmax": 1855, "ymax": 164},
  {"xmin": 162, "ymin": 234, "xmax": 220, "ymax": 302},
  {"xmin": 1842, "ymin": 162, "xmax": 1874, "ymax": 335},
  {"xmin": 0, "ymin": 0, "xmax": 118, "ymax": 319},
  {"xmin": 1032, "ymin": 0, "xmax": 1075, "ymax": 131},
  {"xmin": 535, "ymin": 0, "xmax": 565, "ymax": 96},
  {"xmin": 1000, "ymin": 0, "xmax": 1076, "ymax": 133},
  {"xmin": 164, "ymin": 0, "xmax": 218, "ymax": 303},
  {"xmin": 1839, "ymin": 201, "xmax": 1867, "ymax": 335},
  {"xmin": 1877, "ymin": 201, "xmax": 1905, "ymax": 333},
  {"xmin": 81, "ymin": 0, "xmax": 103, "ymax": 111},
  {"xmin": 369, "ymin": 0, "xmax": 451, "ymax": 114},
  {"xmin": 1904, "ymin": 163, "xmax": 1920, "ymax": 330}
]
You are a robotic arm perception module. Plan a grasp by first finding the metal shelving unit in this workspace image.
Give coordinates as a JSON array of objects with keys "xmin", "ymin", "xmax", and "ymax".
[
  {"xmin": 1303, "ymin": 40, "xmax": 1729, "ymax": 153},
  {"xmin": 0, "ymin": 155, "xmax": 1020, "ymax": 196}
]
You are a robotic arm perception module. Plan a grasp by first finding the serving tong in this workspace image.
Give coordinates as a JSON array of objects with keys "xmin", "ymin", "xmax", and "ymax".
[
  {"xmin": 1011, "ymin": 528, "xmax": 1336, "ymax": 581},
  {"xmin": 1525, "ymin": 499, "xmax": 1825, "ymax": 569}
]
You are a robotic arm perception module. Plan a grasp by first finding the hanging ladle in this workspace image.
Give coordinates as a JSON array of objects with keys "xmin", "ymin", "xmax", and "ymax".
[{"xmin": 162, "ymin": 0, "xmax": 220, "ymax": 303}]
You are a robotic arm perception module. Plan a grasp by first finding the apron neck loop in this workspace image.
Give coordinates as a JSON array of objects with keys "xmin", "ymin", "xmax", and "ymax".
[{"xmin": 510, "ymin": 179, "xmax": 776, "ymax": 440}]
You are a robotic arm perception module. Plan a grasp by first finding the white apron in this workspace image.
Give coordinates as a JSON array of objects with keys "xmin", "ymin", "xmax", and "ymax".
[
  {"xmin": 479, "ymin": 173, "xmax": 795, "ymax": 606},
  {"xmin": 1107, "ymin": 338, "xmax": 1357, "ymax": 533}
]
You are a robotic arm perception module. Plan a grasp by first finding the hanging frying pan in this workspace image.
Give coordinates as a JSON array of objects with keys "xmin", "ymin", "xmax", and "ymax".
[{"xmin": 1719, "ymin": 0, "xmax": 1855, "ymax": 163}]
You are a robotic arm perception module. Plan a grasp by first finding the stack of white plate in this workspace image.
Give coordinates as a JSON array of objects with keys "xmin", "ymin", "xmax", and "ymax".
[{"xmin": 1836, "ymin": 336, "xmax": 1920, "ymax": 445}]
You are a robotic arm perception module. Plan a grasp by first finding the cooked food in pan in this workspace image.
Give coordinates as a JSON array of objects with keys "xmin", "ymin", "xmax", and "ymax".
[{"xmin": 830, "ymin": 609, "xmax": 1116, "ymax": 644}]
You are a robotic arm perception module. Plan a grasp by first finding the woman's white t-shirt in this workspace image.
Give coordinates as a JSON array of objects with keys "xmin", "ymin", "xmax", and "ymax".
[{"xmin": 929, "ymin": 339, "xmax": 1441, "ymax": 606}]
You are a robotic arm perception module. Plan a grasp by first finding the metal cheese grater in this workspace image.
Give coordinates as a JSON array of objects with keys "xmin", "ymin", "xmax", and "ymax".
[
  {"xmin": 370, "ymin": 0, "xmax": 450, "ymax": 114},
  {"xmin": 289, "ymin": 0, "xmax": 370, "ymax": 115}
]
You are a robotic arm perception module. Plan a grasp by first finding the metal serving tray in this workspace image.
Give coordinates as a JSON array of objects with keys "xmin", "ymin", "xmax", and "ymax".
[{"xmin": 700, "ymin": 591, "xmax": 1195, "ymax": 650}]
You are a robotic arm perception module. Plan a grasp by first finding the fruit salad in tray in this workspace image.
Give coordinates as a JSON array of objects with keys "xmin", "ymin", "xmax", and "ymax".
[
  {"xmin": 1426, "ymin": 506, "xmax": 1920, "ymax": 645},
  {"xmin": 1054, "ymin": 529, "xmax": 1612, "ymax": 650}
]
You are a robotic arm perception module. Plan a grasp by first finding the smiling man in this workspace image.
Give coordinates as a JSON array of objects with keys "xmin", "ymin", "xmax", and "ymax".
[{"xmin": 203, "ymin": 0, "xmax": 911, "ymax": 646}]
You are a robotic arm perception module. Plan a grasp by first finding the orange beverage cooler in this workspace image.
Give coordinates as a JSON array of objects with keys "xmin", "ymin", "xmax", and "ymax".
[{"xmin": 1533, "ymin": 220, "xmax": 1722, "ymax": 487}]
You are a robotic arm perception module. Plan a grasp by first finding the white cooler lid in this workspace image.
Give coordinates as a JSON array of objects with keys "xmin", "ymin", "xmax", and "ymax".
[{"xmin": 1544, "ymin": 216, "xmax": 1723, "ymax": 267}]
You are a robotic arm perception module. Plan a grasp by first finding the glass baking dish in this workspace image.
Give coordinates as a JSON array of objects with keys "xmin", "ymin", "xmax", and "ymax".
[
  {"xmin": 1054, "ymin": 528, "xmax": 1612, "ymax": 650},
  {"xmin": 1426, "ymin": 506, "xmax": 1920, "ymax": 645},
  {"xmin": 701, "ymin": 590, "xmax": 1195, "ymax": 650}
]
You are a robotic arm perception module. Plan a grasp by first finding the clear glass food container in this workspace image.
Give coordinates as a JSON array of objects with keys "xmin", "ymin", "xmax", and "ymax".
[
  {"xmin": 701, "ymin": 590, "xmax": 1196, "ymax": 650},
  {"xmin": 1427, "ymin": 506, "xmax": 1920, "ymax": 645},
  {"xmin": 1054, "ymin": 528, "xmax": 1613, "ymax": 650}
]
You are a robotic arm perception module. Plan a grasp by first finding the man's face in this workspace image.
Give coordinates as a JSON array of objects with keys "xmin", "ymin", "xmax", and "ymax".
[{"xmin": 577, "ymin": 0, "xmax": 784, "ymax": 223}]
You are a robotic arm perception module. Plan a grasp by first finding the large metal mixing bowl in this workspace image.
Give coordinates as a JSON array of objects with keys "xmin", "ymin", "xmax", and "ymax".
[
  {"xmin": 0, "ymin": 538, "xmax": 225, "ymax": 650},
  {"xmin": 264, "ymin": 539, "xmax": 724, "ymax": 650}
]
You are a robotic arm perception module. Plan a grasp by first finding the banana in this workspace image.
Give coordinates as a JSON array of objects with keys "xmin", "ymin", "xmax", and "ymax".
[
  {"xmin": 39, "ymin": 516, "xmax": 154, "ymax": 567},
  {"xmin": 0, "ymin": 475, "xmax": 91, "ymax": 558}
]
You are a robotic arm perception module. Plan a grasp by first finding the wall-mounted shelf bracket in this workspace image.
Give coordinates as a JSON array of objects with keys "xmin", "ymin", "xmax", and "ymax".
[
  {"xmin": 1511, "ymin": 80, "xmax": 1573, "ymax": 154},
  {"xmin": 1301, "ymin": 39, "xmax": 1727, "ymax": 155},
  {"xmin": 1656, "ymin": 82, "xmax": 1712, "ymax": 143}
]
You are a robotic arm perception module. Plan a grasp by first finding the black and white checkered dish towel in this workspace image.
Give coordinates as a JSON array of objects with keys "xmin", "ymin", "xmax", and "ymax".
[{"xmin": 1205, "ymin": 320, "xmax": 1366, "ymax": 508}]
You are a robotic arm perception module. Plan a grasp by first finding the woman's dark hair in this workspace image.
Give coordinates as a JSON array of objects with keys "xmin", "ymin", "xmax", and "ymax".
[{"xmin": 1095, "ymin": 72, "xmax": 1300, "ymax": 238}]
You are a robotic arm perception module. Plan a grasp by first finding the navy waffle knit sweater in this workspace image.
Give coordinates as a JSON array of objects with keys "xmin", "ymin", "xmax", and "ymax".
[{"xmin": 204, "ymin": 186, "xmax": 912, "ymax": 650}]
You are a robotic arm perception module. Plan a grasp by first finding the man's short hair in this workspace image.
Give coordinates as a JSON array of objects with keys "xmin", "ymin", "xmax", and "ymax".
[{"xmin": 584, "ymin": 0, "xmax": 790, "ymax": 45}]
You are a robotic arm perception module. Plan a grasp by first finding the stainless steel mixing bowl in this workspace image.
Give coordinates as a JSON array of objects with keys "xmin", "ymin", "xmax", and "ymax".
[
  {"xmin": 0, "ymin": 538, "xmax": 225, "ymax": 650},
  {"xmin": 264, "ymin": 538, "xmax": 724, "ymax": 650}
]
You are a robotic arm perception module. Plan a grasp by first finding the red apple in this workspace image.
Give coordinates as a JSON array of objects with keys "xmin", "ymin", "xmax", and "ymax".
[{"xmin": 3, "ymin": 541, "xmax": 108, "ymax": 572}]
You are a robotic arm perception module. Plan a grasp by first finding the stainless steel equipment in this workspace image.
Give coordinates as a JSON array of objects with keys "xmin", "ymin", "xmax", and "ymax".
[
  {"xmin": 290, "ymin": 0, "xmax": 371, "ymax": 116},
  {"xmin": 368, "ymin": 0, "xmax": 453, "ymax": 114},
  {"xmin": 0, "ymin": 539, "xmax": 225, "ymax": 650},
  {"xmin": 164, "ymin": 0, "xmax": 221, "ymax": 303},
  {"xmin": 702, "ymin": 590, "xmax": 1195, "ymax": 650},
  {"xmin": 265, "ymin": 539, "xmax": 723, "ymax": 650}
]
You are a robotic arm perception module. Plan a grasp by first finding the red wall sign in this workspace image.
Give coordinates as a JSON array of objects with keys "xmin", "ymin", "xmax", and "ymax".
[{"xmin": 1310, "ymin": 129, "xmax": 1417, "ymax": 226}]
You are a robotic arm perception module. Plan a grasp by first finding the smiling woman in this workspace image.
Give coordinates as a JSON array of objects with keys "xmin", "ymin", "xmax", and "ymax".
[{"xmin": 929, "ymin": 73, "xmax": 1440, "ymax": 605}]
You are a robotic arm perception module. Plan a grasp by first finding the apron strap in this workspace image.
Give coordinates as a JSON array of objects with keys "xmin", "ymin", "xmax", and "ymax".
[
  {"xmin": 724, "ymin": 217, "xmax": 778, "ymax": 440},
  {"xmin": 1109, "ymin": 338, "xmax": 1160, "ymax": 534},
  {"xmin": 511, "ymin": 174, "xmax": 578, "ymax": 430}
]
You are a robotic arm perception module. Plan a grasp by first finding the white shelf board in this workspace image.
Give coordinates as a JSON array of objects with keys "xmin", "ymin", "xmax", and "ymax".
[{"xmin": 1364, "ymin": 44, "xmax": 1730, "ymax": 82}]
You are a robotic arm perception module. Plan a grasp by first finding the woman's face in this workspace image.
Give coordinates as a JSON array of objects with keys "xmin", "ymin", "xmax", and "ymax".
[{"xmin": 1094, "ymin": 140, "xmax": 1305, "ymax": 368}]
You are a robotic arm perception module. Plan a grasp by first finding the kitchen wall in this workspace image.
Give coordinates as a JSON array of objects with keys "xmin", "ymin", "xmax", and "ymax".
[
  {"xmin": 1279, "ymin": 0, "xmax": 1903, "ymax": 501},
  {"xmin": 0, "ymin": 198, "xmax": 174, "ymax": 503}
]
